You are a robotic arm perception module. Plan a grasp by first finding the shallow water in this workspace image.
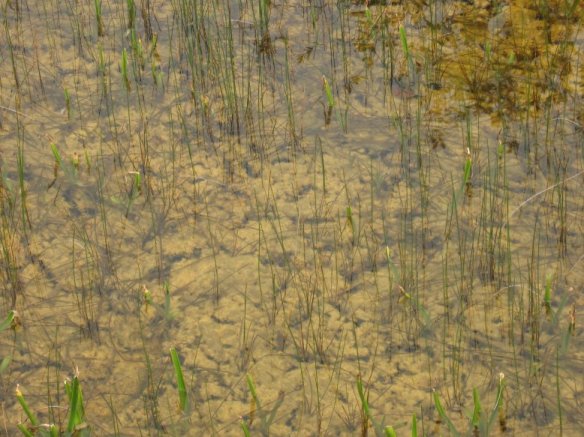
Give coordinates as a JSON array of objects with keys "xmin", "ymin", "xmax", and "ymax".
[{"xmin": 1, "ymin": 1, "xmax": 583, "ymax": 435}]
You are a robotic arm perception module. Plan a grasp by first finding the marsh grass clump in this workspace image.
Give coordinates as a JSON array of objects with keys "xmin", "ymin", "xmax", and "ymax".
[
  {"xmin": 432, "ymin": 373, "xmax": 507, "ymax": 436},
  {"xmin": 15, "ymin": 374, "xmax": 90, "ymax": 437}
]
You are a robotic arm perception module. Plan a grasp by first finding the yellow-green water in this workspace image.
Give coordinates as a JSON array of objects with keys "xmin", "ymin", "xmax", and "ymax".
[{"xmin": 0, "ymin": 1, "xmax": 583, "ymax": 435}]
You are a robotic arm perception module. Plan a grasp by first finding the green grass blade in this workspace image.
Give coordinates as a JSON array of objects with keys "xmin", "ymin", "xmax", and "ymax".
[
  {"xmin": 0, "ymin": 355, "xmax": 12, "ymax": 374},
  {"xmin": 127, "ymin": 0, "xmax": 136, "ymax": 28},
  {"xmin": 544, "ymin": 273, "xmax": 553, "ymax": 310},
  {"xmin": 15, "ymin": 385, "xmax": 39, "ymax": 427},
  {"xmin": 399, "ymin": 26, "xmax": 409, "ymax": 59},
  {"xmin": 462, "ymin": 154, "xmax": 472, "ymax": 188},
  {"xmin": 0, "ymin": 310, "xmax": 15, "ymax": 332},
  {"xmin": 246, "ymin": 373, "xmax": 261, "ymax": 410},
  {"xmin": 16, "ymin": 423, "xmax": 34, "ymax": 437},
  {"xmin": 170, "ymin": 347, "xmax": 189, "ymax": 412},
  {"xmin": 399, "ymin": 25, "xmax": 415, "ymax": 81},
  {"xmin": 433, "ymin": 391, "xmax": 459, "ymax": 436},
  {"xmin": 241, "ymin": 419, "xmax": 251, "ymax": 437},
  {"xmin": 411, "ymin": 413, "xmax": 417, "ymax": 436},
  {"xmin": 322, "ymin": 75, "xmax": 334, "ymax": 108},
  {"xmin": 471, "ymin": 387, "xmax": 481, "ymax": 427},
  {"xmin": 121, "ymin": 48, "xmax": 130, "ymax": 92},
  {"xmin": 50, "ymin": 143, "xmax": 63, "ymax": 169},
  {"xmin": 356, "ymin": 378, "xmax": 371, "ymax": 418},
  {"xmin": 346, "ymin": 206, "xmax": 355, "ymax": 237},
  {"xmin": 357, "ymin": 377, "xmax": 385, "ymax": 436},
  {"xmin": 66, "ymin": 376, "xmax": 81, "ymax": 432},
  {"xmin": 164, "ymin": 281, "xmax": 174, "ymax": 320},
  {"xmin": 567, "ymin": 0, "xmax": 580, "ymax": 16},
  {"xmin": 487, "ymin": 373, "xmax": 506, "ymax": 431}
]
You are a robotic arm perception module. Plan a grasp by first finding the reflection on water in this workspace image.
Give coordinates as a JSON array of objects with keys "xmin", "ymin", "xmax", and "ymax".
[{"xmin": 0, "ymin": 0, "xmax": 583, "ymax": 434}]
